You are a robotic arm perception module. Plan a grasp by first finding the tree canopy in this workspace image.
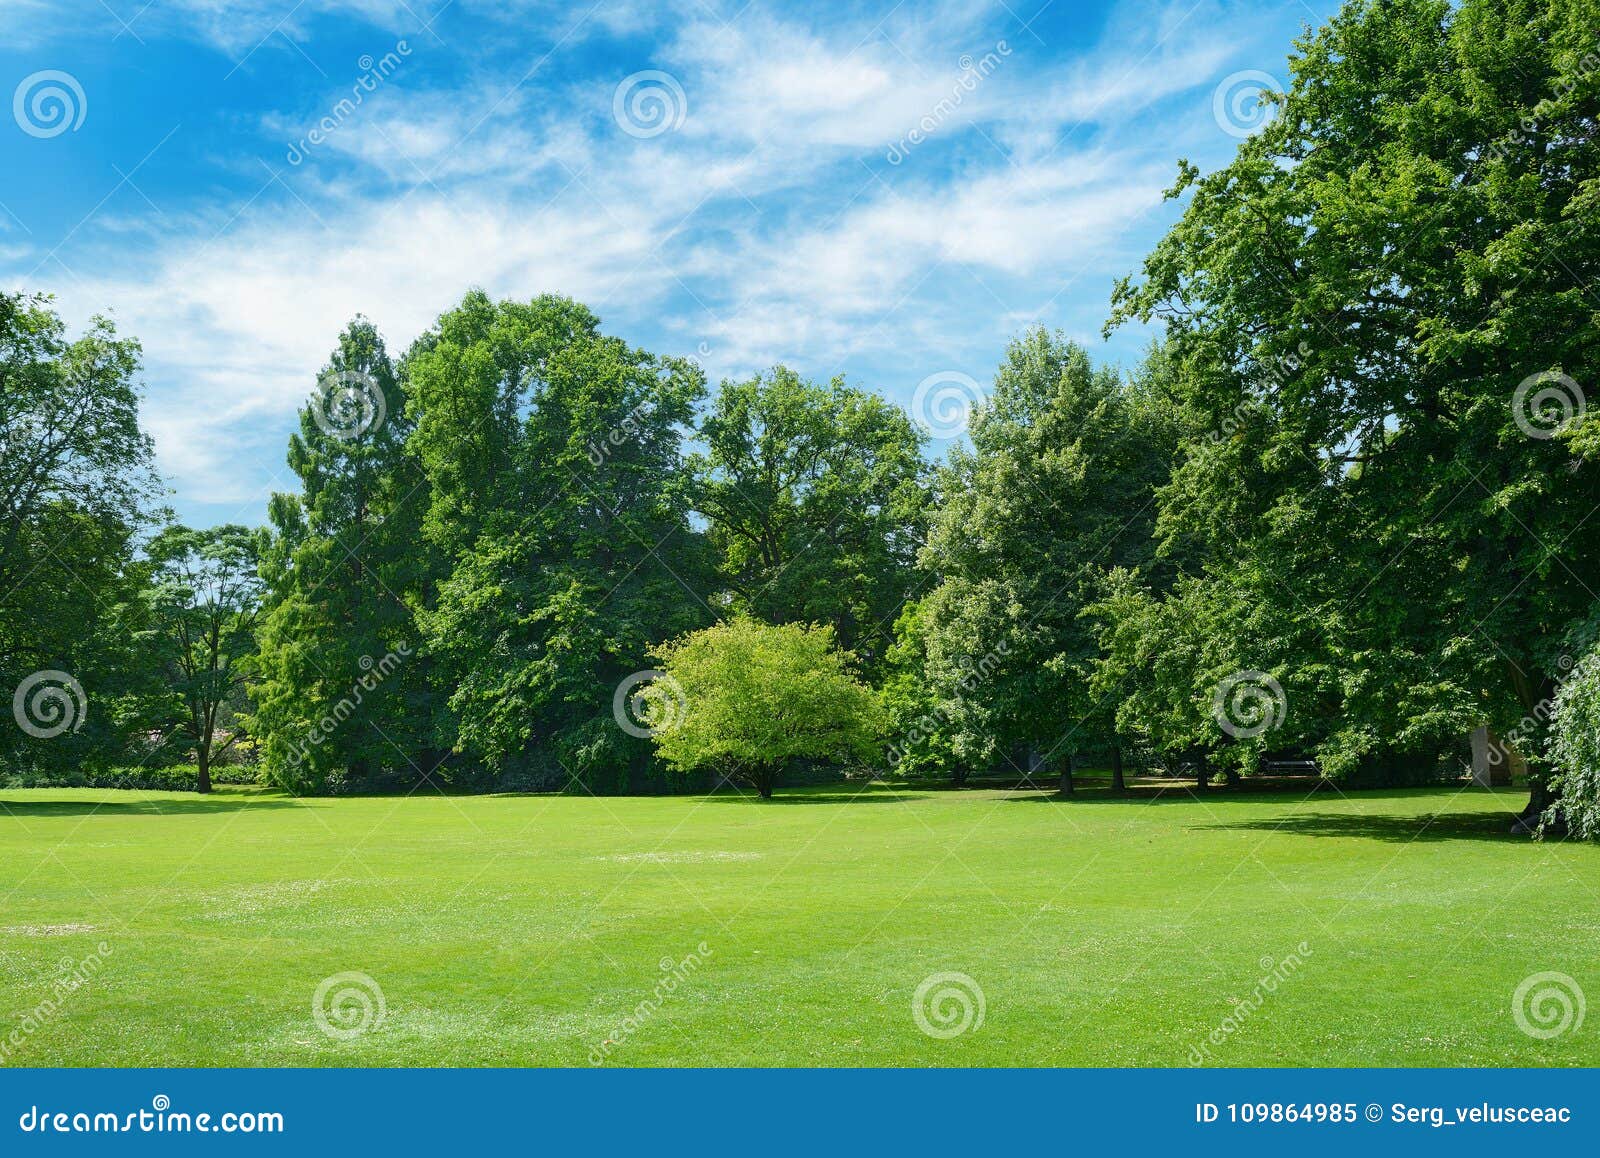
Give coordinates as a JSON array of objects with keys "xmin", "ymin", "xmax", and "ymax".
[
  {"xmin": 5, "ymin": 0, "xmax": 1600, "ymax": 835},
  {"xmin": 0, "ymin": 293, "xmax": 159, "ymax": 777},
  {"xmin": 649, "ymin": 617, "xmax": 882, "ymax": 798},
  {"xmin": 1105, "ymin": 0, "xmax": 1600, "ymax": 805},
  {"xmin": 690, "ymin": 367, "xmax": 928, "ymax": 672}
]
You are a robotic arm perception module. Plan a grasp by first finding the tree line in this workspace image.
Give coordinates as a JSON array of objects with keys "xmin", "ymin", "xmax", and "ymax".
[{"xmin": 3, "ymin": 0, "xmax": 1598, "ymax": 835}]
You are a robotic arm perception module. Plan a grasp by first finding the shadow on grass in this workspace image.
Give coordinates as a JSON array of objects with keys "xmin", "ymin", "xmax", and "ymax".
[
  {"xmin": 916, "ymin": 775, "xmax": 1342, "ymax": 799},
  {"xmin": 996, "ymin": 784, "xmax": 1539, "ymax": 842},
  {"xmin": 0, "ymin": 791, "xmax": 301, "ymax": 817},
  {"xmin": 702, "ymin": 786, "xmax": 931, "ymax": 805},
  {"xmin": 996, "ymin": 782, "xmax": 1323, "ymax": 804},
  {"xmin": 999, "ymin": 782, "xmax": 1517, "ymax": 805},
  {"xmin": 1189, "ymin": 809, "xmax": 1527, "ymax": 843}
]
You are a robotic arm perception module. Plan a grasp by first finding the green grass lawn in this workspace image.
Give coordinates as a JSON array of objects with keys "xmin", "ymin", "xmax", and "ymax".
[{"xmin": 1, "ymin": 781, "xmax": 1596, "ymax": 1066}]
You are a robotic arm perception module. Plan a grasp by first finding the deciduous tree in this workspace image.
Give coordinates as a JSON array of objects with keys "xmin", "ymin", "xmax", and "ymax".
[
  {"xmin": 144, "ymin": 525, "xmax": 264, "ymax": 792},
  {"xmin": 650, "ymin": 618, "xmax": 881, "ymax": 798},
  {"xmin": 1106, "ymin": 0, "xmax": 1600, "ymax": 815},
  {"xmin": 691, "ymin": 367, "xmax": 928, "ymax": 672}
]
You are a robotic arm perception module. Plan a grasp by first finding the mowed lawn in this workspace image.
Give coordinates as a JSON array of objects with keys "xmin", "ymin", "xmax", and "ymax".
[{"xmin": 1, "ymin": 782, "xmax": 1596, "ymax": 1067}]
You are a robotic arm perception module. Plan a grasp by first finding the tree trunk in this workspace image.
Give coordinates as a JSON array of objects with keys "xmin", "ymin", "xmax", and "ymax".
[
  {"xmin": 196, "ymin": 748, "xmax": 212, "ymax": 794},
  {"xmin": 1515, "ymin": 775, "xmax": 1557, "ymax": 835},
  {"xmin": 755, "ymin": 766, "xmax": 775, "ymax": 799},
  {"xmin": 1507, "ymin": 657, "xmax": 1555, "ymax": 830},
  {"xmin": 1059, "ymin": 752, "xmax": 1075, "ymax": 795},
  {"xmin": 1195, "ymin": 752, "xmax": 1211, "ymax": 792},
  {"xmin": 1111, "ymin": 744, "xmax": 1127, "ymax": 795},
  {"xmin": 1224, "ymin": 766, "xmax": 1241, "ymax": 788}
]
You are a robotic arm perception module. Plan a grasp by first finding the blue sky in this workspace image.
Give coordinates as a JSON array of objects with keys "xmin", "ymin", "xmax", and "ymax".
[{"xmin": 1, "ymin": 0, "xmax": 1337, "ymax": 527}]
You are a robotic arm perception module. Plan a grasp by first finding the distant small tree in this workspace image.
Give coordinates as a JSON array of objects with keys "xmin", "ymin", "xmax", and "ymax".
[
  {"xmin": 649, "ymin": 618, "xmax": 881, "ymax": 798},
  {"xmin": 144, "ymin": 525, "xmax": 263, "ymax": 792}
]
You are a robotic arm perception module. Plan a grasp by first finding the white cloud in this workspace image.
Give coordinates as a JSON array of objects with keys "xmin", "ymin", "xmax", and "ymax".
[
  {"xmin": 49, "ymin": 187, "xmax": 672, "ymax": 500},
  {"xmin": 9, "ymin": 0, "xmax": 1292, "ymax": 513},
  {"xmin": 692, "ymin": 150, "xmax": 1172, "ymax": 371}
]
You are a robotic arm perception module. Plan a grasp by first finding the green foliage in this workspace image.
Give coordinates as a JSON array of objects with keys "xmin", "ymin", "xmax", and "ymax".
[
  {"xmin": 11, "ymin": 0, "xmax": 1594, "ymax": 818},
  {"xmin": 691, "ymin": 367, "xmax": 928, "ymax": 672},
  {"xmin": 1, "ymin": 763, "xmax": 257, "ymax": 791},
  {"xmin": 0, "ymin": 292, "xmax": 161, "ymax": 777},
  {"xmin": 142, "ymin": 525, "xmax": 264, "ymax": 791},
  {"xmin": 650, "ymin": 618, "xmax": 881, "ymax": 797},
  {"xmin": 915, "ymin": 331, "xmax": 1177, "ymax": 780},
  {"xmin": 408, "ymin": 292, "xmax": 713, "ymax": 792},
  {"xmin": 879, "ymin": 600, "xmax": 961, "ymax": 780},
  {"xmin": 1546, "ymin": 650, "xmax": 1600, "ymax": 840},
  {"xmin": 1104, "ymin": 0, "xmax": 1600, "ymax": 796},
  {"xmin": 252, "ymin": 320, "xmax": 436, "ymax": 794}
]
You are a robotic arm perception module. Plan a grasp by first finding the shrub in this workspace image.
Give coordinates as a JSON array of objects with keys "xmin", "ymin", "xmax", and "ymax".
[
  {"xmin": 1546, "ymin": 650, "xmax": 1600, "ymax": 840},
  {"xmin": 0, "ymin": 764, "xmax": 258, "ymax": 792}
]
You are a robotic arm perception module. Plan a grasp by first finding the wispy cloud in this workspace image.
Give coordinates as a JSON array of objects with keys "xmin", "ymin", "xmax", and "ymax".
[{"xmin": 2, "ymin": 0, "xmax": 1322, "ymax": 517}]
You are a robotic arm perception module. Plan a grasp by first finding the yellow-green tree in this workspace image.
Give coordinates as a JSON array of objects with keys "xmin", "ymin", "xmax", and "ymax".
[{"xmin": 649, "ymin": 618, "xmax": 881, "ymax": 798}]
